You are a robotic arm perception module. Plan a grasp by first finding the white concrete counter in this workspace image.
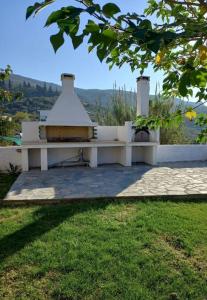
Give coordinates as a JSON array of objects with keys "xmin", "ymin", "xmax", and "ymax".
[
  {"xmin": 129, "ymin": 142, "xmax": 158, "ymax": 146},
  {"xmin": 22, "ymin": 140, "xmax": 126, "ymax": 149},
  {"xmin": 21, "ymin": 140, "xmax": 158, "ymax": 171}
]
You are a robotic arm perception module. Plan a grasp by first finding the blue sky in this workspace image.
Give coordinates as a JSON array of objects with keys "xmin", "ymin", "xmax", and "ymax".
[{"xmin": 0, "ymin": 0, "xmax": 162, "ymax": 93}]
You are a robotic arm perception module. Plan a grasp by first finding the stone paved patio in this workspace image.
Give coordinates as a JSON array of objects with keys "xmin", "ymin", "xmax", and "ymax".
[{"xmin": 5, "ymin": 161, "xmax": 207, "ymax": 202}]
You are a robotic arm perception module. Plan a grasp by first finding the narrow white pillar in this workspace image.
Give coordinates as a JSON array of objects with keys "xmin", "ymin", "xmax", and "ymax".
[
  {"xmin": 124, "ymin": 121, "xmax": 133, "ymax": 142},
  {"xmin": 89, "ymin": 147, "xmax": 97, "ymax": 168},
  {"xmin": 120, "ymin": 146, "xmax": 132, "ymax": 167},
  {"xmin": 22, "ymin": 148, "xmax": 29, "ymax": 171},
  {"xmin": 149, "ymin": 129, "xmax": 160, "ymax": 143},
  {"xmin": 40, "ymin": 148, "xmax": 48, "ymax": 171},
  {"xmin": 137, "ymin": 76, "xmax": 150, "ymax": 117},
  {"xmin": 144, "ymin": 146, "xmax": 157, "ymax": 165}
]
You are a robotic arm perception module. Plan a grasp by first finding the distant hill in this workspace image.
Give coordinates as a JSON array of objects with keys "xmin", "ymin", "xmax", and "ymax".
[
  {"xmin": 8, "ymin": 74, "xmax": 136, "ymax": 107},
  {"xmin": 9, "ymin": 74, "xmax": 61, "ymax": 91},
  {"xmin": 1, "ymin": 73, "xmax": 137, "ymax": 118},
  {"xmin": 2, "ymin": 74, "xmax": 207, "ymax": 124},
  {"xmin": 3, "ymin": 73, "xmax": 207, "ymax": 111}
]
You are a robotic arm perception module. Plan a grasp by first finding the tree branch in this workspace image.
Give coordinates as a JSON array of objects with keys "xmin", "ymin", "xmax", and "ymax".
[{"xmin": 168, "ymin": 0, "xmax": 204, "ymax": 6}]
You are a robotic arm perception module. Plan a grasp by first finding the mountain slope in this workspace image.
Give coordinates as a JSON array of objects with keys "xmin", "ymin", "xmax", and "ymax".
[
  {"xmin": 3, "ymin": 73, "xmax": 207, "ymax": 115},
  {"xmin": 2, "ymin": 74, "xmax": 136, "ymax": 116},
  {"xmin": 10, "ymin": 74, "xmax": 61, "ymax": 91},
  {"xmin": 9, "ymin": 74, "xmax": 136, "ymax": 106}
]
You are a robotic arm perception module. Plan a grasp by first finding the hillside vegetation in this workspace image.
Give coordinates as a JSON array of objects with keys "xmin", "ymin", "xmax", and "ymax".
[
  {"xmin": 1, "ymin": 73, "xmax": 206, "ymax": 143},
  {"xmin": 3, "ymin": 74, "xmax": 206, "ymax": 116},
  {"xmin": 1, "ymin": 74, "xmax": 136, "ymax": 117}
]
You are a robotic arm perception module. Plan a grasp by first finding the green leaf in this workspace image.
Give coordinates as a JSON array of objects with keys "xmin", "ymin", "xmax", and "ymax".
[
  {"xmin": 88, "ymin": 32, "xmax": 102, "ymax": 46},
  {"xmin": 45, "ymin": 10, "xmax": 66, "ymax": 27},
  {"xmin": 162, "ymin": 31, "xmax": 177, "ymax": 44},
  {"xmin": 85, "ymin": 20, "xmax": 100, "ymax": 33},
  {"xmin": 71, "ymin": 34, "xmax": 84, "ymax": 49},
  {"xmin": 146, "ymin": 33, "xmax": 162, "ymax": 53},
  {"xmin": 26, "ymin": 3, "xmax": 40, "ymax": 19},
  {"xmin": 50, "ymin": 31, "xmax": 64, "ymax": 53},
  {"xmin": 58, "ymin": 17, "xmax": 80, "ymax": 36},
  {"xmin": 192, "ymin": 38, "xmax": 203, "ymax": 51},
  {"xmin": 102, "ymin": 29, "xmax": 117, "ymax": 40},
  {"xmin": 147, "ymin": 39, "xmax": 161, "ymax": 53},
  {"xmin": 26, "ymin": 1, "xmax": 55, "ymax": 20},
  {"xmin": 97, "ymin": 47, "xmax": 107, "ymax": 62},
  {"xmin": 88, "ymin": 44, "xmax": 95, "ymax": 52},
  {"xmin": 46, "ymin": 6, "xmax": 83, "ymax": 27},
  {"xmin": 139, "ymin": 19, "xmax": 152, "ymax": 29},
  {"xmin": 111, "ymin": 47, "xmax": 119, "ymax": 57},
  {"xmin": 133, "ymin": 29, "xmax": 146, "ymax": 40},
  {"xmin": 102, "ymin": 3, "xmax": 120, "ymax": 18},
  {"xmin": 66, "ymin": 7, "xmax": 84, "ymax": 18},
  {"xmin": 178, "ymin": 72, "xmax": 190, "ymax": 96}
]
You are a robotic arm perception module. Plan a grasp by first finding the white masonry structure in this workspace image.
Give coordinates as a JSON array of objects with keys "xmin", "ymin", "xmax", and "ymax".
[{"xmin": 21, "ymin": 74, "xmax": 159, "ymax": 171}]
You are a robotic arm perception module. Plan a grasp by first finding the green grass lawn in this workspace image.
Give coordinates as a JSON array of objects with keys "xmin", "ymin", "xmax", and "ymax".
[
  {"xmin": 0, "ymin": 173, "xmax": 18, "ymax": 199},
  {"xmin": 0, "ymin": 200, "xmax": 207, "ymax": 299}
]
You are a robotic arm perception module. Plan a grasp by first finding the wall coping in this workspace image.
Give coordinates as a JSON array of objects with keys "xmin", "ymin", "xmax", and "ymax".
[
  {"xmin": 158, "ymin": 144, "xmax": 207, "ymax": 147},
  {"xmin": 0, "ymin": 146, "xmax": 22, "ymax": 150}
]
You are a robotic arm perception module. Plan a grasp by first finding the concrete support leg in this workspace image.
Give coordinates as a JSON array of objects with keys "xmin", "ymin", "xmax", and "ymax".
[
  {"xmin": 144, "ymin": 146, "xmax": 157, "ymax": 165},
  {"xmin": 41, "ymin": 148, "xmax": 48, "ymax": 171},
  {"xmin": 149, "ymin": 129, "xmax": 160, "ymax": 143},
  {"xmin": 22, "ymin": 148, "xmax": 29, "ymax": 171},
  {"xmin": 124, "ymin": 121, "xmax": 133, "ymax": 142},
  {"xmin": 89, "ymin": 147, "xmax": 97, "ymax": 168},
  {"xmin": 120, "ymin": 146, "xmax": 132, "ymax": 167}
]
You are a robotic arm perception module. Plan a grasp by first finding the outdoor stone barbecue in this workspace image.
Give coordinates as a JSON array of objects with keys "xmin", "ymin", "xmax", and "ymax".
[
  {"xmin": 39, "ymin": 73, "xmax": 96, "ymax": 143},
  {"xmin": 21, "ymin": 73, "xmax": 159, "ymax": 171}
]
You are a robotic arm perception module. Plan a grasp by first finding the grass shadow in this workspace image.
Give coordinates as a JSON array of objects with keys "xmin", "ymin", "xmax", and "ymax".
[
  {"xmin": 0, "ymin": 173, "xmax": 18, "ymax": 199},
  {"xmin": 0, "ymin": 200, "xmax": 109, "ymax": 262},
  {"xmin": 1, "ymin": 196, "xmax": 207, "ymax": 263}
]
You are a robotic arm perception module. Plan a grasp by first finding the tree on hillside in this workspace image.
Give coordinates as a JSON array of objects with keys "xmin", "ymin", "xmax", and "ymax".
[
  {"xmin": 12, "ymin": 111, "xmax": 36, "ymax": 132},
  {"xmin": 149, "ymin": 93, "xmax": 190, "ymax": 144},
  {"xmin": 95, "ymin": 85, "xmax": 136, "ymax": 125},
  {"xmin": 0, "ymin": 66, "xmax": 22, "ymax": 103},
  {"xmin": 0, "ymin": 66, "xmax": 23, "ymax": 145},
  {"xmin": 0, "ymin": 66, "xmax": 14, "ymax": 102}
]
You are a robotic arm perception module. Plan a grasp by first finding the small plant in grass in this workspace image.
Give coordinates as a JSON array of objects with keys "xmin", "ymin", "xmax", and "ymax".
[
  {"xmin": 7, "ymin": 163, "xmax": 21, "ymax": 175},
  {"xmin": 0, "ymin": 171, "xmax": 18, "ymax": 199}
]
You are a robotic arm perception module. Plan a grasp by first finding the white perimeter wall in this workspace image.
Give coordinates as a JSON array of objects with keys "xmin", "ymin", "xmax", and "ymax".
[
  {"xmin": 0, "ymin": 147, "xmax": 22, "ymax": 171},
  {"xmin": 157, "ymin": 145, "xmax": 207, "ymax": 162},
  {"xmin": 97, "ymin": 126, "xmax": 119, "ymax": 141},
  {"xmin": 0, "ymin": 145, "xmax": 207, "ymax": 171}
]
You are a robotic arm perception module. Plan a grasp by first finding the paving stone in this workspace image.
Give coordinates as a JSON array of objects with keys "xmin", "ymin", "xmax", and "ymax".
[{"xmin": 5, "ymin": 161, "xmax": 207, "ymax": 201}]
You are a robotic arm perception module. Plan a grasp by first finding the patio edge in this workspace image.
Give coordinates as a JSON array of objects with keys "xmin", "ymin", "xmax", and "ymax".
[{"xmin": 1, "ymin": 193, "xmax": 207, "ymax": 206}]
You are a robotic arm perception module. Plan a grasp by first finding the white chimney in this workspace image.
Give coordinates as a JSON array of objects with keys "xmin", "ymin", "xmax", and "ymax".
[
  {"xmin": 136, "ymin": 76, "xmax": 150, "ymax": 117},
  {"xmin": 41, "ymin": 73, "xmax": 94, "ymax": 126},
  {"xmin": 61, "ymin": 73, "xmax": 75, "ymax": 93}
]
